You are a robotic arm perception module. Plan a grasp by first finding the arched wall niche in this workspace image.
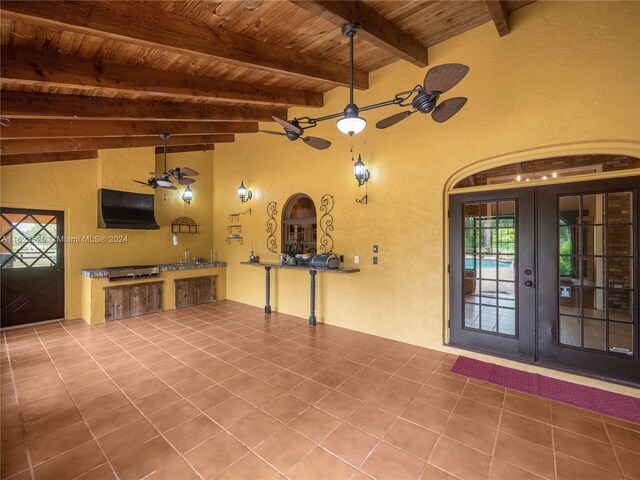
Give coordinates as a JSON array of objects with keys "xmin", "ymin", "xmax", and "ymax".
[{"xmin": 281, "ymin": 193, "xmax": 317, "ymax": 255}]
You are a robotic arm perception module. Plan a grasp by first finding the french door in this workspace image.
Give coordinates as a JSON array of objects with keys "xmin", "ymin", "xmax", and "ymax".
[
  {"xmin": 449, "ymin": 176, "xmax": 639, "ymax": 385},
  {"xmin": 1, "ymin": 208, "xmax": 65, "ymax": 328}
]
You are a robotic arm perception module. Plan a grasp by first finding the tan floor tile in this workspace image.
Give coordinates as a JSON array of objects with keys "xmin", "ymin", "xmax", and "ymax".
[
  {"xmin": 289, "ymin": 447, "xmax": 355, "ymax": 480},
  {"xmin": 33, "ymin": 440, "xmax": 105, "ymax": 480},
  {"xmin": 488, "ymin": 458, "xmax": 546, "ymax": 480},
  {"xmin": 267, "ymin": 370, "xmax": 306, "ymax": 391},
  {"xmin": 97, "ymin": 418, "xmax": 158, "ymax": 459},
  {"xmin": 615, "ymin": 446, "xmax": 640, "ymax": 480},
  {"xmin": 221, "ymin": 373, "xmax": 263, "ymax": 394},
  {"xmin": 367, "ymin": 387, "xmax": 414, "ymax": 415},
  {"xmin": 228, "ymin": 410, "xmax": 282, "ymax": 447},
  {"xmin": 426, "ymin": 374, "xmax": 466, "ymax": 395},
  {"xmin": 172, "ymin": 373, "xmax": 215, "ymax": 397},
  {"xmin": 430, "ymin": 437, "xmax": 491, "ymax": 480},
  {"xmin": 384, "ymin": 418, "xmax": 439, "ymax": 460},
  {"xmin": 118, "ymin": 376, "xmax": 166, "ymax": 400},
  {"xmin": 606, "ymin": 423, "xmax": 640, "ymax": 453},
  {"xmin": 553, "ymin": 427, "xmax": 622, "ymax": 474},
  {"xmin": 494, "ymin": 432, "xmax": 555, "ymax": 479},
  {"xmin": 246, "ymin": 363, "xmax": 285, "ymax": 380},
  {"xmin": 188, "ymin": 384, "xmax": 234, "ymax": 411},
  {"xmin": 461, "ymin": 383, "xmax": 505, "ymax": 408},
  {"xmin": 85, "ymin": 402, "xmax": 143, "ymax": 437},
  {"xmin": 395, "ymin": 365, "xmax": 433, "ymax": 384},
  {"xmin": 77, "ymin": 391, "xmax": 129, "ymax": 419},
  {"xmin": 289, "ymin": 406, "xmax": 341, "ymax": 442},
  {"xmin": 185, "ymin": 432, "xmax": 248, "ymax": 479},
  {"xmin": 551, "ymin": 406, "xmax": 608, "ymax": 442},
  {"xmin": 133, "ymin": 387, "xmax": 182, "ymax": 415},
  {"xmin": 347, "ymin": 403, "xmax": 397, "ymax": 438},
  {"xmin": 503, "ymin": 395, "xmax": 550, "ymax": 423},
  {"xmin": 555, "ymin": 452, "xmax": 624, "ymax": 480},
  {"xmin": 442, "ymin": 413, "xmax": 497, "ymax": 455},
  {"xmin": 453, "ymin": 397, "xmax": 501, "ymax": 429},
  {"xmin": 357, "ymin": 367, "xmax": 392, "ymax": 385},
  {"xmin": 110, "ymin": 436, "xmax": 179, "ymax": 480},
  {"xmin": 499, "ymin": 410, "xmax": 552, "ymax": 448},
  {"xmin": 311, "ymin": 368, "xmax": 351, "ymax": 389},
  {"xmin": 205, "ymin": 396, "xmax": 257, "ymax": 428},
  {"xmin": 255, "ymin": 426, "xmax": 315, "ymax": 474},
  {"xmin": 238, "ymin": 381, "xmax": 283, "ymax": 407},
  {"xmin": 146, "ymin": 457, "xmax": 199, "ymax": 480},
  {"xmin": 337, "ymin": 377, "xmax": 379, "ymax": 401},
  {"xmin": 19, "ymin": 392, "xmax": 74, "ymax": 423},
  {"xmin": 362, "ymin": 441, "xmax": 425, "ymax": 480},
  {"xmin": 421, "ymin": 464, "xmax": 459, "ymax": 480},
  {"xmin": 165, "ymin": 414, "xmax": 221, "ymax": 453},
  {"xmin": 73, "ymin": 463, "xmax": 117, "ymax": 480},
  {"xmin": 147, "ymin": 398, "xmax": 200, "ymax": 432},
  {"xmin": 289, "ymin": 380, "xmax": 332, "ymax": 404},
  {"xmin": 0, "ymin": 446, "xmax": 30, "ymax": 479},
  {"xmin": 23, "ymin": 406, "xmax": 83, "ymax": 442},
  {"xmin": 321, "ymin": 422, "xmax": 378, "ymax": 467},
  {"xmin": 414, "ymin": 386, "xmax": 459, "ymax": 412},
  {"xmin": 261, "ymin": 393, "xmax": 309, "ymax": 423},
  {"xmin": 28, "ymin": 421, "xmax": 93, "ymax": 465},
  {"xmin": 69, "ymin": 379, "xmax": 120, "ymax": 404},
  {"xmin": 401, "ymin": 399, "xmax": 450, "ymax": 433},
  {"xmin": 216, "ymin": 452, "xmax": 281, "ymax": 480},
  {"xmin": 315, "ymin": 390, "xmax": 362, "ymax": 419}
]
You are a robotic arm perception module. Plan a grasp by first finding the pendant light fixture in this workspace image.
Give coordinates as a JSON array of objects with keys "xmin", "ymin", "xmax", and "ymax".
[
  {"xmin": 182, "ymin": 185, "xmax": 193, "ymax": 205},
  {"xmin": 336, "ymin": 24, "xmax": 366, "ymax": 136}
]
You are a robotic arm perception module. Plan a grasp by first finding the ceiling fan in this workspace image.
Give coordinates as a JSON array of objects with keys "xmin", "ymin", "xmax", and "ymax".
[
  {"xmin": 259, "ymin": 116, "xmax": 331, "ymax": 150},
  {"xmin": 376, "ymin": 64, "xmax": 469, "ymax": 129},
  {"xmin": 134, "ymin": 133, "xmax": 199, "ymax": 190},
  {"xmin": 266, "ymin": 23, "xmax": 468, "ymax": 141}
]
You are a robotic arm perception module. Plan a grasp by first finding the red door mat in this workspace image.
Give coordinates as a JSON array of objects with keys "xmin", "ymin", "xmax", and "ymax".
[{"xmin": 451, "ymin": 356, "xmax": 640, "ymax": 424}]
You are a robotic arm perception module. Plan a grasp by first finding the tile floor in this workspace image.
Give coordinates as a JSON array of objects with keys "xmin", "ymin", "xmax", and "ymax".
[{"xmin": 1, "ymin": 300, "xmax": 638, "ymax": 480}]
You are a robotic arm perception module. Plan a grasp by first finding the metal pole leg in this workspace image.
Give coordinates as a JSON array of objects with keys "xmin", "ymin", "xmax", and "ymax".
[
  {"xmin": 264, "ymin": 265, "xmax": 272, "ymax": 314},
  {"xmin": 309, "ymin": 270, "xmax": 317, "ymax": 326}
]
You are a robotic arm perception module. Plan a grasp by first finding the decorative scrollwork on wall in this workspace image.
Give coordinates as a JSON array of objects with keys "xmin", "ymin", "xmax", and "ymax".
[
  {"xmin": 266, "ymin": 201, "xmax": 278, "ymax": 253},
  {"xmin": 319, "ymin": 194, "xmax": 334, "ymax": 253}
]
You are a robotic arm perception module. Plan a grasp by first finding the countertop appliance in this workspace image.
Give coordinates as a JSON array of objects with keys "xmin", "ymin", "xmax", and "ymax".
[
  {"xmin": 106, "ymin": 265, "xmax": 160, "ymax": 281},
  {"xmin": 310, "ymin": 253, "xmax": 340, "ymax": 269}
]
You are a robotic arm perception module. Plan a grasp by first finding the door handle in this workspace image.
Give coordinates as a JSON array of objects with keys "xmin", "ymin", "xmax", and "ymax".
[{"xmin": 524, "ymin": 280, "xmax": 535, "ymax": 287}]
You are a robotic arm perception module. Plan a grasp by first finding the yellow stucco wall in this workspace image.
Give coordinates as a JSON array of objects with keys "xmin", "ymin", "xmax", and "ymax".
[
  {"xmin": 1, "ymin": 147, "xmax": 216, "ymax": 319},
  {"xmin": 212, "ymin": 1, "xmax": 640, "ymax": 351}
]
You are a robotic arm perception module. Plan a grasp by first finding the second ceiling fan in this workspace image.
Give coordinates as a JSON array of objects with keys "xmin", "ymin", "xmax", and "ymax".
[{"xmin": 134, "ymin": 133, "xmax": 199, "ymax": 190}]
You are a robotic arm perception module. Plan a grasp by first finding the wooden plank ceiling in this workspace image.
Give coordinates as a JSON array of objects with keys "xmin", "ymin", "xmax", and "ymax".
[{"xmin": 0, "ymin": 0, "xmax": 533, "ymax": 164}]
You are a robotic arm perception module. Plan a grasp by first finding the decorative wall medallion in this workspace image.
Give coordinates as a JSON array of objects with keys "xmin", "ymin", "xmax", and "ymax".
[
  {"xmin": 319, "ymin": 194, "xmax": 334, "ymax": 253},
  {"xmin": 266, "ymin": 201, "xmax": 278, "ymax": 253}
]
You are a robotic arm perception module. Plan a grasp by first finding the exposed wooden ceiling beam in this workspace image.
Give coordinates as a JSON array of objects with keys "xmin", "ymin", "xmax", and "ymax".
[
  {"xmin": 0, "ymin": 1, "xmax": 368, "ymax": 89},
  {"xmin": 0, "ymin": 47, "xmax": 323, "ymax": 108},
  {"xmin": 1, "ymin": 135, "xmax": 234, "ymax": 155},
  {"xmin": 0, "ymin": 92, "xmax": 285, "ymax": 122},
  {"xmin": 1, "ymin": 151, "xmax": 98, "ymax": 166},
  {"xmin": 291, "ymin": 0, "xmax": 428, "ymax": 67},
  {"xmin": 1, "ymin": 119, "xmax": 258, "ymax": 139},
  {"xmin": 485, "ymin": 1, "xmax": 510, "ymax": 36},
  {"xmin": 155, "ymin": 145, "xmax": 215, "ymax": 155}
]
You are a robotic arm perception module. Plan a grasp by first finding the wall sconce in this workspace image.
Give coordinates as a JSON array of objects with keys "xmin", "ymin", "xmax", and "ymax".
[
  {"xmin": 172, "ymin": 233, "xmax": 179, "ymax": 246},
  {"xmin": 354, "ymin": 154, "xmax": 370, "ymax": 186},
  {"xmin": 182, "ymin": 185, "xmax": 193, "ymax": 205},
  {"xmin": 238, "ymin": 181, "xmax": 252, "ymax": 203}
]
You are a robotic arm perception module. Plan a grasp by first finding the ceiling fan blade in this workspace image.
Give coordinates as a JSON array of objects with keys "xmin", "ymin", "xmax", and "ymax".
[
  {"xmin": 424, "ymin": 64, "xmax": 469, "ymax": 93},
  {"xmin": 376, "ymin": 111, "xmax": 414, "ymax": 129},
  {"xmin": 272, "ymin": 116, "xmax": 302, "ymax": 135},
  {"xmin": 178, "ymin": 167, "xmax": 199, "ymax": 177},
  {"xmin": 133, "ymin": 180, "xmax": 151, "ymax": 186},
  {"xmin": 432, "ymin": 97, "xmax": 468, "ymax": 123},
  {"xmin": 302, "ymin": 136, "xmax": 331, "ymax": 150},
  {"xmin": 177, "ymin": 177, "xmax": 195, "ymax": 185},
  {"xmin": 259, "ymin": 129, "xmax": 286, "ymax": 136}
]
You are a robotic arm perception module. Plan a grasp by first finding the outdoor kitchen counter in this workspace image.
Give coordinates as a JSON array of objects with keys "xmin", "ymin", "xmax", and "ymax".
[
  {"xmin": 241, "ymin": 261, "xmax": 359, "ymax": 325},
  {"xmin": 80, "ymin": 262, "xmax": 227, "ymax": 324},
  {"xmin": 81, "ymin": 261, "xmax": 227, "ymax": 277}
]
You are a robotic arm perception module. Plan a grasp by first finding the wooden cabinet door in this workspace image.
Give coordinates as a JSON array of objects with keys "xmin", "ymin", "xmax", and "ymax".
[
  {"xmin": 175, "ymin": 275, "xmax": 216, "ymax": 308},
  {"xmin": 104, "ymin": 281, "xmax": 162, "ymax": 321}
]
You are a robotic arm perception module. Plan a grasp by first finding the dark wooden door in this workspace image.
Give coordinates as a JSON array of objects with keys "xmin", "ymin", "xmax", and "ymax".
[
  {"xmin": 449, "ymin": 188, "xmax": 536, "ymax": 360},
  {"xmin": 1, "ymin": 208, "xmax": 65, "ymax": 327},
  {"xmin": 537, "ymin": 177, "xmax": 639, "ymax": 385}
]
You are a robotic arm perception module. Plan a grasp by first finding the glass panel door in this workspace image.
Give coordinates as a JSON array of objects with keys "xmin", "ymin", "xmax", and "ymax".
[
  {"xmin": 538, "ymin": 177, "xmax": 639, "ymax": 384},
  {"xmin": 449, "ymin": 188, "xmax": 535, "ymax": 360}
]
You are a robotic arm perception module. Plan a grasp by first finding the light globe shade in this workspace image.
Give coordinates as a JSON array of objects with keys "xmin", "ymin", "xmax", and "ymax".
[{"xmin": 336, "ymin": 115, "xmax": 366, "ymax": 135}]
